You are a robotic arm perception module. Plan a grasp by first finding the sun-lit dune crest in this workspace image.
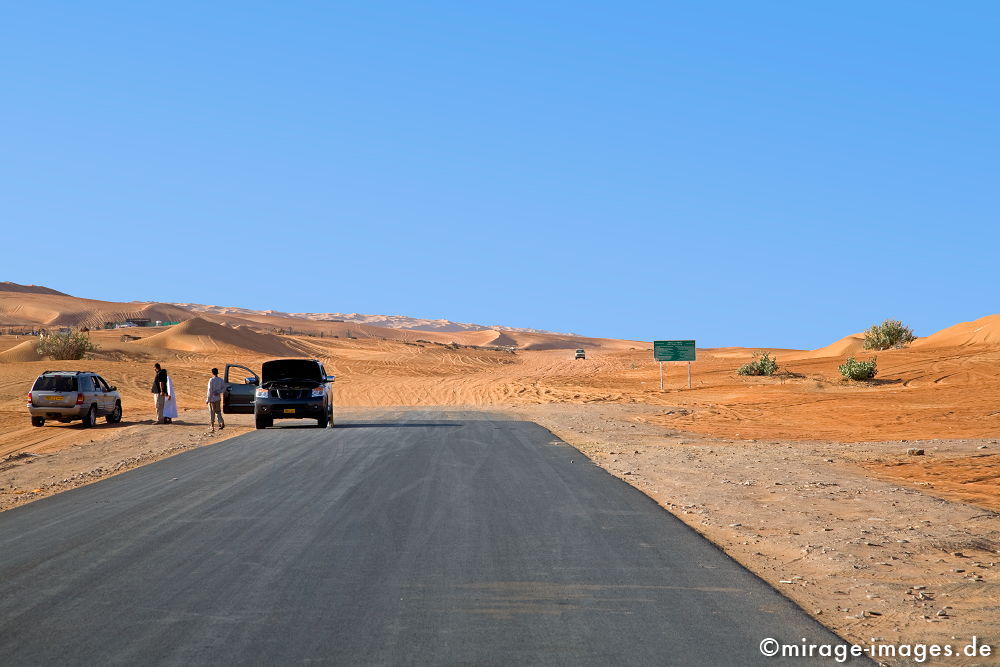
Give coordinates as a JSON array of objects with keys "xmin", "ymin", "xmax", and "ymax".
[
  {"xmin": 486, "ymin": 331, "xmax": 519, "ymax": 348},
  {"xmin": 807, "ymin": 333, "xmax": 866, "ymax": 358},
  {"xmin": 0, "ymin": 340, "xmax": 46, "ymax": 362},
  {"xmin": 138, "ymin": 317, "xmax": 299, "ymax": 356},
  {"xmin": 912, "ymin": 314, "xmax": 1000, "ymax": 348},
  {"xmin": 0, "ymin": 282, "xmax": 69, "ymax": 296},
  {"xmin": 0, "ymin": 286, "xmax": 192, "ymax": 329}
]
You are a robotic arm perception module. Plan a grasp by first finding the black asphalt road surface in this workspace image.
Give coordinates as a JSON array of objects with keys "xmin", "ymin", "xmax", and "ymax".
[{"xmin": 0, "ymin": 410, "xmax": 851, "ymax": 665}]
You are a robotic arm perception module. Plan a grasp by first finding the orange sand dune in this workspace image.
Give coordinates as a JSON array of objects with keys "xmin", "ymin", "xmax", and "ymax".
[
  {"xmin": 138, "ymin": 318, "xmax": 299, "ymax": 356},
  {"xmin": 0, "ymin": 287, "xmax": 632, "ymax": 353},
  {"xmin": 784, "ymin": 333, "xmax": 866, "ymax": 360},
  {"xmin": 912, "ymin": 314, "xmax": 1000, "ymax": 348},
  {"xmin": 0, "ymin": 291, "xmax": 191, "ymax": 329},
  {"xmin": 0, "ymin": 340, "xmax": 45, "ymax": 362}
]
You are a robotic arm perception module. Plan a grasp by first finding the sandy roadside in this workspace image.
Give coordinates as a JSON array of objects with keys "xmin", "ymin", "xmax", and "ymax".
[
  {"xmin": 515, "ymin": 403, "xmax": 999, "ymax": 664},
  {"xmin": 0, "ymin": 408, "xmax": 252, "ymax": 513}
]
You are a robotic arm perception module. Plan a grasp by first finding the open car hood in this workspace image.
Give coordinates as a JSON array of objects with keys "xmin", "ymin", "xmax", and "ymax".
[{"xmin": 261, "ymin": 359, "xmax": 323, "ymax": 384}]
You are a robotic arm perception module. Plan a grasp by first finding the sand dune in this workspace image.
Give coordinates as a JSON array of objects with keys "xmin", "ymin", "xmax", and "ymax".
[
  {"xmin": 0, "ymin": 290, "xmax": 191, "ymax": 329},
  {"xmin": 783, "ymin": 333, "xmax": 866, "ymax": 360},
  {"xmin": 0, "ymin": 340, "xmax": 45, "ymax": 362},
  {"xmin": 172, "ymin": 302, "xmax": 568, "ymax": 335},
  {"xmin": 0, "ymin": 282, "xmax": 68, "ymax": 296},
  {"xmin": 912, "ymin": 314, "xmax": 1000, "ymax": 348},
  {"xmin": 0, "ymin": 285, "xmax": 634, "ymax": 352},
  {"xmin": 138, "ymin": 318, "xmax": 299, "ymax": 356}
]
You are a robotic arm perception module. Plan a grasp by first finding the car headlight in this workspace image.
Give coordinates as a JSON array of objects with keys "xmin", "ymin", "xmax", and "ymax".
[
  {"xmin": 255, "ymin": 388, "xmax": 269, "ymax": 398},
  {"xmin": 311, "ymin": 388, "xmax": 325, "ymax": 397}
]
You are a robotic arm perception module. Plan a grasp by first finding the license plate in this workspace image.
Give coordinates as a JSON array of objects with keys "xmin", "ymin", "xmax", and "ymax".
[
  {"xmin": 283, "ymin": 408, "xmax": 296, "ymax": 414},
  {"xmin": 46, "ymin": 395, "xmax": 64, "ymax": 401}
]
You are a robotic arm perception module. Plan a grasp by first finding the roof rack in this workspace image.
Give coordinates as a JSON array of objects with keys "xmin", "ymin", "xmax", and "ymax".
[{"xmin": 41, "ymin": 370, "xmax": 84, "ymax": 375}]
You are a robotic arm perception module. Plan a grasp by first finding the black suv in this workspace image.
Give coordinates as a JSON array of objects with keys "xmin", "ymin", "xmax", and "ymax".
[{"xmin": 222, "ymin": 359, "xmax": 335, "ymax": 429}]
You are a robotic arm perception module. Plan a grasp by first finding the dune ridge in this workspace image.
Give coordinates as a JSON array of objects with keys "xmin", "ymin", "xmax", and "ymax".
[
  {"xmin": 0, "ymin": 340, "xmax": 45, "ymax": 362},
  {"xmin": 138, "ymin": 318, "xmax": 299, "ymax": 356},
  {"xmin": 912, "ymin": 314, "xmax": 1000, "ymax": 348},
  {"xmin": 783, "ymin": 333, "xmax": 867, "ymax": 360}
]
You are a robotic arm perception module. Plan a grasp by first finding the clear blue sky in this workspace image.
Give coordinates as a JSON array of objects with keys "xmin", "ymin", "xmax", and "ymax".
[{"xmin": 3, "ymin": 2, "xmax": 997, "ymax": 348}]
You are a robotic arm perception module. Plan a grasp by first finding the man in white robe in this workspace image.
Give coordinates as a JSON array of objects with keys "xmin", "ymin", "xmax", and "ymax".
[{"xmin": 164, "ymin": 375, "xmax": 179, "ymax": 423}]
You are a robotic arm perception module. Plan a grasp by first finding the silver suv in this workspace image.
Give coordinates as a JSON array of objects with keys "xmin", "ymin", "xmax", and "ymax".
[{"xmin": 28, "ymin": 371, "xmax": 123, "ymax": 427}]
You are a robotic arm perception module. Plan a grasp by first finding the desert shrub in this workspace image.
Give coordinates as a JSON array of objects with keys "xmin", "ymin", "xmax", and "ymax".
[
  {"xmin": 839, "ymin": 356, "xmax": 877, "ymax": 381},
  {"xmin": 736, "ymin": 351, "xmax": 779, "ymax": 376},
  {"xmin": 36, "ymin": 330, "xmax": 97, "ymax": 360},
  {"xmin": 863, "ymin": 319, "xmax": 915, "ymax": 350}
]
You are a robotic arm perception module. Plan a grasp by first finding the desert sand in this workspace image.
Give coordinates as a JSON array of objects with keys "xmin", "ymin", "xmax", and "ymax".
[{"xmin": 1, "ymin": 286, "xmax": 997, "ymax": 659}]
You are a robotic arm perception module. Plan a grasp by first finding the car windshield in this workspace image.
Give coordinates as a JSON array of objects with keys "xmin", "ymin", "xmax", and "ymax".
[{"xmin": 32, "ymin": 375, "xmax": 78, "ymax": 392}]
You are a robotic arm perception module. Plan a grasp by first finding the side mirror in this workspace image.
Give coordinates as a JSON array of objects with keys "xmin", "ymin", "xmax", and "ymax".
[
  {"xmin": 109, "ymin": 386, "xmax": 117, "ymax": 391},
  {"xmin": 326, "ymin": 375, "xmax": 336, "ymax": 383},
  {"xmin": 245, "ymin": 377, "xmax": 259, "ymax": 385}
]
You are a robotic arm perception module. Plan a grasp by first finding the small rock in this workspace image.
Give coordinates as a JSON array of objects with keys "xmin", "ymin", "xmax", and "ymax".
[{"xmin": 907, "ymin": 448, "xmax": 925, "ymax": 456}]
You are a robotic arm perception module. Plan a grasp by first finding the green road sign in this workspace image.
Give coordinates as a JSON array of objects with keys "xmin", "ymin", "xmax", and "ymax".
[{"xmin": 653, "ymin": 340, "xmax": 696, "ymax": 362}]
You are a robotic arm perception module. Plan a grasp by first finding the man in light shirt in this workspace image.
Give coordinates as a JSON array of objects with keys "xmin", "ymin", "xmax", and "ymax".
[{"xmin": 206, "ymin": 367, "xmax": 226, "ymax": 432}]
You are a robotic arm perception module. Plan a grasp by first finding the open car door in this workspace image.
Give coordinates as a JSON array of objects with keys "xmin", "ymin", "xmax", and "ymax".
[{"xmin": 223, "ymin": 364, "xmax": 259, "ymax": 414}]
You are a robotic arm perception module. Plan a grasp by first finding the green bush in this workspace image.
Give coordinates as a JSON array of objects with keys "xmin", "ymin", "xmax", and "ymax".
[
  {"xmin": 36, "ymin": 330, "xmax": 97, "ymax": 360},
  {"xmin": 736, "ymin": 351, "xmax": 779, "ymax": 376},
  {"xmin": 863, "ymin": 319, "xmax": 915, "ymax": 350},
  {"xmin": 839, "ymin": 356, "xmax": 877, "ymax": 381}
]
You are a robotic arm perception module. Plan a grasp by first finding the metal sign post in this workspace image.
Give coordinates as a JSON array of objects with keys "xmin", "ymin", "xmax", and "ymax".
[{"xmin": 653, "ymin": 340, "xmax": 696, "ymax": 389}]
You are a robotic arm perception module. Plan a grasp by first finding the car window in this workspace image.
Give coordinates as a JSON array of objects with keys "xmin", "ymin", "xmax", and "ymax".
[
  {"xmin": 94, "ymin": 376, "xmax": 109, "ymax": 391},
  {"xmin": 79, "ymin": 376, "xmax": 94, "ymax": 392},
  {"xmin": 32, "ymin": 376, "xmax": 77, "ymax": 392}
]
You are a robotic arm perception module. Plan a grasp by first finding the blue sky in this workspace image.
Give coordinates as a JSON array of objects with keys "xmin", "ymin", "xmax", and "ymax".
[{"xmin": 2, "ymin": 2, "xmax": 997, "ymax": 348}]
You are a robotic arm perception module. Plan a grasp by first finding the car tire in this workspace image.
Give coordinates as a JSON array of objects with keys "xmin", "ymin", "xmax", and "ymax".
[
  {"xmin": 255, "ymin": 414, "xmax": 272, "ymax": 429},
  {"xmin": 316, "ymin": 410, "xmax": 328, "ymax": 428},
  {"xmin": 106, "ymin": 402, "xmax": 122, "ymax": 424},
  {"xmin": 82, "ymin": 405, "xmax": 97, "ymax": 428},
  {"xmin": 31, "ymin": 416, "xmax": 44, "ymax": 427}
]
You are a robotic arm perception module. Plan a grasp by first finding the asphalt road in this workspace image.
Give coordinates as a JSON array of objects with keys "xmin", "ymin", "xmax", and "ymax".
[{"xmin": 0, "ymin": 409, "xmax": 850, "ymax": 665}]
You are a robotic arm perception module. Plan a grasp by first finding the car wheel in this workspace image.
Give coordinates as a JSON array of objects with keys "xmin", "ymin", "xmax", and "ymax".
[
  {"xmin": 82, "ymin": 405, "xmax": 97, "ymax": 428},
  {"xmin": 31, "ymin": 416, "xmax": 45, "ymax": 427},
  {"xmin": 316, "ymin": 410, "xmax": 328, "ymax": 428},
  {"xmin": 106, "ymin": 402, "xmax": 122, "ymax": 424},
  {"xmin": 255, "ymin": 414, "xmax": 272, "ymax": 429}
]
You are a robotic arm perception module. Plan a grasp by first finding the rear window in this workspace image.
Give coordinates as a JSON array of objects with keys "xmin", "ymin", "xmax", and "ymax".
[{"xmin": 32, "ymin": 375, "xmax": 78, "ymax": 392}]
